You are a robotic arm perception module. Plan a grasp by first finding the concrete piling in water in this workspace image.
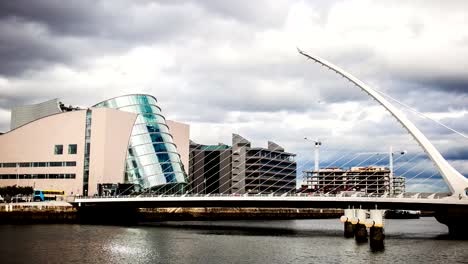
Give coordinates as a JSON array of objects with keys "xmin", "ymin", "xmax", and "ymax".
[
  {"xmin": 369, "ymin": 227, "xmax": 385, "ymax": 251},
  {"xmin": 352, "ymin": 209, "xmax": 368, "ymax": 243},
  {"xmin": 366, "ymin": 210, "xmax": 385, "ymax": 251},
  {"xmin": 340, "ymin": 208, "xmax": 385, "ymax": 247},
  {"xmin": 340, "ymin": 209, "xmax": 355, "ymax": 238}
]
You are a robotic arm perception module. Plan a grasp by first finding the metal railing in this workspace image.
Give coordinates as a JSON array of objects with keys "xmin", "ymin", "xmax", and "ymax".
[{"xmin": 71, "ymin": 192, "xmax": 448, "ymax": 201}]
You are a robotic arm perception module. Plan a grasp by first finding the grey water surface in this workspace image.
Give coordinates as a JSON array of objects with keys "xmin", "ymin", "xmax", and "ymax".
[{"xmin": 0, "ymin": 217, "xmax": 467, "ymax": 264}]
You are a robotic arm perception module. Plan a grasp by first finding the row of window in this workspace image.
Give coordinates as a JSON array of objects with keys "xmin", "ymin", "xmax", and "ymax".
[
  {"xmin": 0, "ymin": 174, "xmax": 76, "ymax": 179},
  {"xmin": 0, "ymin": 161, "xmax": 76, "ymax": 168},
  {"xmin": 54, "ymin": 144, "xmax": 78, "ymax": 155}
]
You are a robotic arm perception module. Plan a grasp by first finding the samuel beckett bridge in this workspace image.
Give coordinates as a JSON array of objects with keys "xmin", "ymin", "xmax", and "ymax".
[{"xmin": 72, "ymin": 49, "xmax": 468, "ymax": 245}]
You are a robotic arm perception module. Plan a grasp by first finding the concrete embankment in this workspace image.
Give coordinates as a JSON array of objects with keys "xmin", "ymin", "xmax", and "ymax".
[
  {"xmin": 139, "ymin": 208, "xmax": 343, "ymax": 221},
  {"xmin": 0, "ymin": 202, "xmax": 343, "ymax": 224},
  {"xmin": 0, "ymin": 202, "xmax": 77, "ymax": 224}
]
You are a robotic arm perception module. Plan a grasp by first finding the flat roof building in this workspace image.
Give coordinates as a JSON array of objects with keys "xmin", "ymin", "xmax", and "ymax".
[
  {"xmin": 189, "ymin": 134, "xmax": 297, "ymax": 195},
  {"xmin": 0, "ymin": 94, "xmax": 189, "ymax": 196},
  {"xmin": 189, "ymin": 141, "xmax": 232, "ymax": 194}
]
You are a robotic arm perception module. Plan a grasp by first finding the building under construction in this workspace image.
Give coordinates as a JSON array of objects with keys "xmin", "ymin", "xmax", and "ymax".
[{"xmin": 300, "ymin": 166, "xmax": 405, "ymax": 195}]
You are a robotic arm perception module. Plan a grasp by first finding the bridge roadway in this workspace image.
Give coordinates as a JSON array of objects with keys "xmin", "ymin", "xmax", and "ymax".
[{"xmin": 72, "ymin": 194, "xmax": 468, "ymax": 211}]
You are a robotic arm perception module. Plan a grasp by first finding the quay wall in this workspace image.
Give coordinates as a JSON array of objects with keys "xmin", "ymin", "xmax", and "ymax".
[
  {"xmin": 140, "ymin": 208, "xmax": 343, "ymax": 221},
  {"xmin": 0, "ymin": 203, "xmax": 343, "ymax": 224}
]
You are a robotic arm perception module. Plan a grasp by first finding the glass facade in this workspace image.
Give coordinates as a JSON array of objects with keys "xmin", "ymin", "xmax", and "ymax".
[
  {"xmin": 94, "ymin": 94, "xmax": 187, "ymax": 193},
  {"xmin": 82, "ymin": 109, "xmax": 92, "ymax": 195}
]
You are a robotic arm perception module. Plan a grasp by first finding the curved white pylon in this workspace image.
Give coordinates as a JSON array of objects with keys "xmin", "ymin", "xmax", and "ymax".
[{"xmin": 298, "ymin": 48, "xmax": 468, "ymax": 198}]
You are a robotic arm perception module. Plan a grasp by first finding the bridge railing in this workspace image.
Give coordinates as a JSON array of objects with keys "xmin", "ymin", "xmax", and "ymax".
[{"xmin": 69, "ymin": 192, "xmax": 448, "ymax": 201}]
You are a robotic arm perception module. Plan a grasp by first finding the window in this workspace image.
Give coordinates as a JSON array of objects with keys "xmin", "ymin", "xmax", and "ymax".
[
  {"xmin": 0, "ymin": 174, "xmax": 76, "ymax": 180},
  {"xmin": 2, "ymin": 163, "xmax": 16, "ymax": 168},
  {"xmin": 33, "ymin": 162, "xmax": 47, "ymax": 167},
  {"xmin": 68, "ymin": 144, "xmax": 77, "ymax": 154},
  {"xmin": 65, "ymin": 161, "xmax": 76, "ymax": 167},
  {"xmin": 54, "ymin": 145, "xmax": 63, "ymax": 155},
  {"xmin": 19, "ymin": 162, "xmax": 31, "ymax": 167},
  {"xmin": 50, "ymin": 162, "xmax": 62, "ymax": 167}
]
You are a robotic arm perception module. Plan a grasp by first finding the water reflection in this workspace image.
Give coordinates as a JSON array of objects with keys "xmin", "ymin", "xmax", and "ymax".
[{"xmin": 0, "ymin": 218, "xmax": 467, "ymax": 264}]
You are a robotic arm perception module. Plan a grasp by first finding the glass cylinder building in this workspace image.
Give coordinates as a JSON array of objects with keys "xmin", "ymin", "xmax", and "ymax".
[{"xmin": 94, "ymin": 94, "xmax": 187, "ymax": 193}]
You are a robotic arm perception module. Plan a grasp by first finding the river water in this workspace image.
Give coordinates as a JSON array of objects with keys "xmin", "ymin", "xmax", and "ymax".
[{"xmin": 1, "ymin": 217, "xmax": 467, "ymax": 264}]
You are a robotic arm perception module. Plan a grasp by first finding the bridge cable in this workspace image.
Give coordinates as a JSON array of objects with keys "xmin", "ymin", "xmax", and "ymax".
[
  {"xmin": 245, "ymin": 148, "xmax": 355, "ymax": 196},
  {"xmin": 262, "ymin": 151, "xmax": 359, "ymax": 196},
  {"xmin": 374, "ymin": 89, "xmax": 468, "ymax": 140},
  {"xmin": 322, "ymin": 154, "xmax": 394, "ymax": 195},
  {"xmin": 314, "ymin": 153, "xmax": 386, "ymax": 194}
]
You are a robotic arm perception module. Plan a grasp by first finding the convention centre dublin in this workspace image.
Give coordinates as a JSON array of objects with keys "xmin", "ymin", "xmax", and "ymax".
[{"xmin": 0, "ymin": 95, "xmax": 190, "ymax": 196}]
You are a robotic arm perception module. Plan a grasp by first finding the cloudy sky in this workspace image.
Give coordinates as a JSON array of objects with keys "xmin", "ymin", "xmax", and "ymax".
[{"xmin": 1, "ymin": 0, "xmax": 467, "ymax": 192}]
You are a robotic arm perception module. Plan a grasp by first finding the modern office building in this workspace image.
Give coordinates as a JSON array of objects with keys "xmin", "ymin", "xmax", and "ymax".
[
  {"xmin": 0, "ymin": 94, "xmax": 189, "ymax": 196},
  {"xmin": 189, "ymin": 141, "xmax": 232, "ymax": 194},
  {"xmin": 300, "ymin": 166, "xmax": 405, "ymax": 195},
  {"xmin": 189, "ymin": 134, "xmax": 297, "ymax": 194}
]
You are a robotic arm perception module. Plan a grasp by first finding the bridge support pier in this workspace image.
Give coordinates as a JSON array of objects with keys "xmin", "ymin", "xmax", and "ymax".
[
  {"xmin": 369, "ymin": 227, "xmax": 385, "ymax": 251},
  {"xmin": 344, "ymin": 221, "xmax": 354, "ymax": 238},
  {"xmin": 353, "ymin": 209, "xmax": 368, "ymax": 243},
  {"xmin": 365, "ymin": 210, "xmax": 385, "ymax": 250},
  {"xmin": 340, "ymin": 209, "xmax": 355, "ymax": 238},
  {"xmin": 354, "ymin": 224, "xmax": 368, "ymax": 243},
  {"xmin": 435, "ymin": 207, "xmax": 468, "ymax": 238}
]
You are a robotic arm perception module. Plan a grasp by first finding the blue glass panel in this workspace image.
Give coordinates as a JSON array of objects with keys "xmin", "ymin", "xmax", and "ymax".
[
  {"xmin": 94, "ymin": 94, "xmax": 187, "ymax": 191},
  {"xmin": 119, "ymin": 104, "xmax": 162, "ymax": 115}
]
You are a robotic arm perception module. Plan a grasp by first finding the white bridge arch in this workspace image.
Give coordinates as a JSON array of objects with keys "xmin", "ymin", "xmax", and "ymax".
[{"xmin": 298, "ymin": 49, "xmax": 468, "ymax": 198}]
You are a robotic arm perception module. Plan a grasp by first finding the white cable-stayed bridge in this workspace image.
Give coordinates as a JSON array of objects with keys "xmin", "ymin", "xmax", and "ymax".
[{"xmin": 72, "ymin": 49, "xmax": 468, "ymax": 239}]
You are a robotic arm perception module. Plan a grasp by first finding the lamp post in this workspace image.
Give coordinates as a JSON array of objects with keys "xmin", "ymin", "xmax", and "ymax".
[{"xmin": 304, "ymin": 137, "xmax": 322, "ymax": 175}]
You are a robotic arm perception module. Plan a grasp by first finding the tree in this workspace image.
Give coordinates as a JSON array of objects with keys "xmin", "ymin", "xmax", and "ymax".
[{"xmin": 0, "ymin": 185, "xmax": 33, "ymax": 197}]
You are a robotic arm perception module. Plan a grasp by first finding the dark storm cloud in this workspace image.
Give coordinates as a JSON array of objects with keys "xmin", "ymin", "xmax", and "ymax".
[
  {"xmin": 0, "ymin": 0, "xmax": 199, "ymax": 38},
  {"xmin": 418, "ymin": 78, "xmax": 468, "ymax": 94},
  {"xmin": 0, "ymin": 17, "xmax": 71, "ymax": 75},
  {"xmin": 0, "ymin": 0, "xmax": 300, "ymax": 77},
  {"xmin": 0, "ymin": 0, "xmax": 104, "ymax": 75},
  {"xmin": 0, "ymin": 0, "xmax": 99, "ymax": 35},
  {"xmin": 443, "ymin": 147, "xmax": 468, "ymax": 161},
  {"xmin": 0, "ymin": 0, "xmax": 208, "ymax": 76}
]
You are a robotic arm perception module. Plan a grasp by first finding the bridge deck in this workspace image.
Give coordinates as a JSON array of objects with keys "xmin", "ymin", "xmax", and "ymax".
[{"xmin": 72, "ymin": 195, "xmax": 468, "ymax": 211}]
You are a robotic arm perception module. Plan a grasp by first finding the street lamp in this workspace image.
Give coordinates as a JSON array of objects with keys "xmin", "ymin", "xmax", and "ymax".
[
  {"xmin": 304, "ymin": 137, "xmax": 322, "ymax": 175},
  {"xmin": 389, "ymin": 146, "xmax": 407, "ymax": 195}
]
